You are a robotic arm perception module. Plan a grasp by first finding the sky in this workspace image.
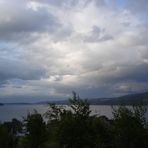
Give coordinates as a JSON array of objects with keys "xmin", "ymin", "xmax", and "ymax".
[{"xmin": 0, "ymin": 0, "xmax": 148, "ymax": 102}]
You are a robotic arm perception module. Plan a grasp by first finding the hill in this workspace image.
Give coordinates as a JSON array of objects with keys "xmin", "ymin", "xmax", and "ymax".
[
  {"xmin": 88, "ymin": 92, "xmax": 148, "ymax": 105},
  {"xmin": 5, "ymin": 92, "xmax": 148, "ymax": 106}
]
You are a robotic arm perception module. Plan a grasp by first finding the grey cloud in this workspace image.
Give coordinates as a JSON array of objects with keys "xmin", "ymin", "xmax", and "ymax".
[
  {"xmin": 122, "ymin": 64, "xmax": 148, "ymax": 83},
  {"xmin": 0, "ymin": 0, "xmax": 148, "ymax": 102},
  {"xmin": 72, "ymin": 61, "xmax": 148, "ymax": 96},
  {"xmin": 51, "ymin": 26, "xmax": 73, "ymax": 42},
  {"xmin": 94, "ymin": 0, "xmax": 106, "ymax": 6},
  {"xmin": 84, "ymin": 26, "xmax": 113, "ymax": 42},
  {"xmin": 0, "ymin": 1, "xmax": 61, "ymax": 41},
  {"xmin": 127, "ymin": 0, "xmax": 148, "ymax": 13},
  {"xmin": 31, "ymin": 0, "xmax": 90, "ymax": 7},
  {"xmin": 88, "ymin": 63, "xmax": 148, "ymax": 85},
  {"xmin": 0, "ymin": 80, "xmax": 8, "ymax": 88},
  {"xmin": 0, "ymin": 58, "xmax": 46, "ymax": 82},
  {"xmin": 111, "ymin": 63, "xmax": 148, "ymax": 83},
  {"xmin": 30, "ymin": 0, "xmax": 107, "ymax": 10}
]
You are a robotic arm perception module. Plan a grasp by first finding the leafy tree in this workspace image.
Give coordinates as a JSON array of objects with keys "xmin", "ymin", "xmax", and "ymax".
[
  {"xmin": 1, "ymin": 92, "xmax": 148, "ymax": 148},
  {"xmin": 17, "ymin": 137, "xmax": 29, "ymax": 148},
  {"xmin": 45, "ymin": 92, "xmax": 93, "ymax": 148},
  {"xmin": 24, "ymin": 111, "xmax": 47, "ymax": 148},
  {"xmin": 0, "ymin": 118, "xmax": 22, "ymax": 148},
  {"xmin": 90, "ymin": 115, "xmax": 114, "ymax": 148},
  {"xmin": 0, "ymin": 124, "xmax": 10, "ymax": 148},
  {"xmin": 69, "ymin": 91, "xmax": 91, "ymax": 119},
  {"xmin": 112, "ymin": 105, "xmax": 148, "ymax": 148}
]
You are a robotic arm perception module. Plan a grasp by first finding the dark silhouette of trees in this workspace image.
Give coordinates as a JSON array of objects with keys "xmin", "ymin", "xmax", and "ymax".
[
  {"xmin": 0, "ymin": 118, "xmax": 22, "ymax": 148},
  {"xmin": 112, "ymin": 106, "xmax": 148, "ymax": 148},
  {"xmin": 23, "ymin": 111, "xmax": 47, "ymax": 148},
  {"xmin": 90, "ymin": 115, "xmax": 114, "ymax": 148},
  {"xmin": 45, "ymin": 92, "xmax": 93, "ymax": 148}
]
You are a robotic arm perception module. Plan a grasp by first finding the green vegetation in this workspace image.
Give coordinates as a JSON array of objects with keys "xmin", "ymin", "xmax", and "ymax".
[{"xmin": 0, "ymin": 92, "xmax": 148, "ymax": 148}]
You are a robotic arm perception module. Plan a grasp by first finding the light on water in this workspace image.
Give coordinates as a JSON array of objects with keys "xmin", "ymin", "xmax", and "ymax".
[
  {"xmin": 0, "ymin": 105, "xmax": 148, "ymax": 122},
  {"xmin": 0, "ymin": 104, "xmax": 48, "ymax": 122}
]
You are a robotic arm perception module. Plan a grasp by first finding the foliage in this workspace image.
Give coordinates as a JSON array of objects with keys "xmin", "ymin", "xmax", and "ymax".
[
  {"xmin": 112, "ymin": 105, "xmax": 148, "ymax": 148},
  {"xmin": 0, "ymin": 118, "xmax": 22, "ymax": 148},
  {"xmin": 23, "ymin": 111, "xmax": 47, "ymax": 148},
  {"xmin": 0, "ymin": 93, "xmax": 148, "ymax": 148},
  {"xmin": 69, "ymin": 91, "xmax": 91, "ymax": 118}
]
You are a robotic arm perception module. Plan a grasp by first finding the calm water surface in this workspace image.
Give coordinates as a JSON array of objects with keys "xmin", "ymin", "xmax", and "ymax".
[{"xmin": 0, "ymin": 105, "xmax": 147, "ymax": 122}]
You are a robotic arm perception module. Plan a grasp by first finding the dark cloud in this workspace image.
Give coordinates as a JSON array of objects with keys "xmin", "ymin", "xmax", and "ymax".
[
  {"xmin": 121, "ymin": 64, "xmax": 148, "ymax": 83},
  {"xmin": 88, "ymin": 63, "xmax": 148, "ymax": 85},
  {"xmin": 0, "ymin": 1, "xmax": 61, "ymax": 41},
  {"xmin": 0, "ymin": 58, "xmax": 46, "ymax": 82}
]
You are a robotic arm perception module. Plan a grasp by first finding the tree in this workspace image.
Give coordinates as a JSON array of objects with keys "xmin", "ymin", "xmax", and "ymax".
[
  {"xmin": 24, "ymin": 111, "xmax": 47, "ymax": 148},
  {"xmin": 112, "ymin": 105, "xmax": 148, "ymax": 148},
  {"xmin": 69, "ymin": 91, "xmax": 91, "ymax": 119},
  {"xmin": 0, "ymin": 118, "xmax": 22, "ymax": 148},
  {"xmin": 90, "ymin": 115, "xmax": 114, "ymax": 148},
  {"xmin": 45, "ymin": 92, "xmax": 93, "ymax": 148}
]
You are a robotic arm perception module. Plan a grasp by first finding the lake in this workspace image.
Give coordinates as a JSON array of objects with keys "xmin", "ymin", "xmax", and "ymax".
[{"xmin": 0, "ymin": 104, "xmax": 148, "ymax": 122}]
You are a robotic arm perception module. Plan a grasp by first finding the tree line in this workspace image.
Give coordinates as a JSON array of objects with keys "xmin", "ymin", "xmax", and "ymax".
[{"xmin": 0, "ymin": 92, "xmax": 148, "ymax": 148}]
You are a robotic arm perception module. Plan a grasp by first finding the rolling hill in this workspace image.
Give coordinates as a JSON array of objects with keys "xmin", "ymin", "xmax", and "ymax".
[{"xmin": 88, "ymin": 92, "xmax": 148, "ymax": 105}]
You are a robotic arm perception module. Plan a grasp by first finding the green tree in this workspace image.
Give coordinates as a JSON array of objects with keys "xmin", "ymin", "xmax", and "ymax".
[
  {"xmin": 0, "ymin": 124, "xmax": 10, "ymax": 148},
  {"xmin": 112, "ymin": 105, "xmax": 148, "ymax": 148},
  {"xmin": 45, "ymin": 92, "xmax": 93, "ymax": 148},
  {"xmin": 0, "ymin": 119, "xmax": 22, "ymax": 148},
  {"xmin": 69, "ymin": 91, "xmax": 91, "ymax": 119},
  {"xmin": 24, "ymin": 111, "xmax": 47, "ymax": 148},
  {"xmin": 90, "ymin": 115, "xmax": 114, "ymax": 148}
]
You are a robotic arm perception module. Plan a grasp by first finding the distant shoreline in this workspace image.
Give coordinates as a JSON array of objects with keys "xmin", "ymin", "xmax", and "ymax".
[{"xmin": 1, "ymin": 91, "xmax": 148, "ymax": 106}]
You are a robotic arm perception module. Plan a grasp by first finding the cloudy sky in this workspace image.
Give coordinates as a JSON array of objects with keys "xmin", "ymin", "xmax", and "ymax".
[{"xmin": 0, "ymin": 0, "xmax": 148, "ymax": 102}]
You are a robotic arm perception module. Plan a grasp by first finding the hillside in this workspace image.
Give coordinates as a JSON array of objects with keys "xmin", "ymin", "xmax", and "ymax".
[
  {"xmin": 88, "ymin": 92, "xmax": 148, "ymax": 105},
  {"xmin": 46, "ymin": 92, "xmax": 148, "ymax": 105},
  {"xmin": 7, "ymin": 92, "xmax": 148, "ymax": 106}
]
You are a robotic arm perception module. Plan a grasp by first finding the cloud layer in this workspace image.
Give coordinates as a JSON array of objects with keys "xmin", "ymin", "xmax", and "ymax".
[{"xmin": 0, "ymin": 0, "xmax": 148, "ymax": 102}]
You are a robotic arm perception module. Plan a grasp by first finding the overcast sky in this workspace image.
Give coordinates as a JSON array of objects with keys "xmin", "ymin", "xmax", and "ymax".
[{"xmin": 0, "ymin": 0, "xmax": 148, "ymax": 102}]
